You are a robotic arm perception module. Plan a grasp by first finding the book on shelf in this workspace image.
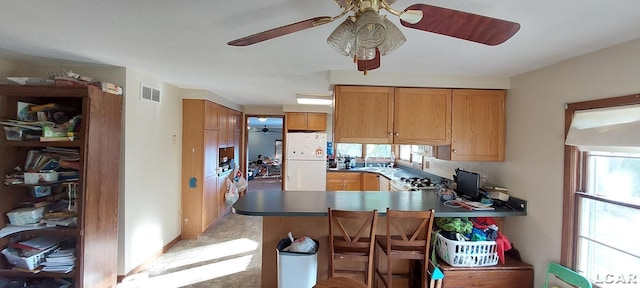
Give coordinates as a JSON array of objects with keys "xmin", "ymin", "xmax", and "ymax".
[
  {"xmin": 40, "ymin": 136, "xmax": 75, "ymax": 142},
  {"xmin": 90, "ymin": 81, "xmax": 123, "ymax": 95},
  {"xmin": 29, "ymin": 103, "xmax": 60, "ymax": 112}
]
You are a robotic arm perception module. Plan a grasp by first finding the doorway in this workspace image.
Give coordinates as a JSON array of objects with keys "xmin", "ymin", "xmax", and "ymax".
[{"xmin": 245, "ymin": 115, "xmax": 283, "ymax": 190}]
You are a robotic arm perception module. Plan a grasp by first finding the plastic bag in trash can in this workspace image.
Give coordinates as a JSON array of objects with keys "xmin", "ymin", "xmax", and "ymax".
[{"xmin": 281, "ymin": 232, "xmax": 318, "ymax": 254}]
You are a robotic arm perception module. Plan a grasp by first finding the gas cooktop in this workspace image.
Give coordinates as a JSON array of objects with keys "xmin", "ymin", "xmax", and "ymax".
[{"xmin": 391, "ymin": 177, "xmax": 439, "ymax": 191}]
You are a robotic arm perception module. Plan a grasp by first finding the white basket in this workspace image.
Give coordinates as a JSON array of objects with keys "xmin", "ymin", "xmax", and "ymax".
[
  {"xmin": 435, "ymin": 233, "xmax": 499, "ymax": 267},
  {"xmin": 2, "ymin": 245, "xmax": 58, "ymax": 270}
]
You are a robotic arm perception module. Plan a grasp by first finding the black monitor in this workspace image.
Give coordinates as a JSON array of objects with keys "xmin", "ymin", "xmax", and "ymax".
[{"xmin": 455, "ymin": 170, "xmax": 481, "ymax": 201}]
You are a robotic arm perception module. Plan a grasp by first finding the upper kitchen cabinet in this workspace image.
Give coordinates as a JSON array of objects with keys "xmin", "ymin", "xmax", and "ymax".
[
  {"xmin": 334, "ymin": 86, "xmax": 451, "ymax": 145},
  {"xmin": 394, "ymin": 88, "xmax": 451, "ymax": 145},
  {"xmin": 204, "ymin": 101, "xmax": 219, "ymax": 130},
  {"xmin": 286, "ymin": 112, "xmax": 327, "ymax": 131},
  {"xmin": 334, "ymin": 86, "xmax": 394, "ymax": 144},
  {"xmin": 437, "ymin": 89, "xmax": 506, "ymax": 161}
]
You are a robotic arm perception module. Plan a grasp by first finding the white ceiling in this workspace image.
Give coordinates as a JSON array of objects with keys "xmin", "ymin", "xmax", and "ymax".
[{"xmin": 1, "ymin": 1, "xmax": 640, "ymax": 107}]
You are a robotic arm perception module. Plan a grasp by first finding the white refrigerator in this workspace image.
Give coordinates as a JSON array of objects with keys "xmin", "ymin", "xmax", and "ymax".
[{"xmin": 285, "ymin": 132, "xmax": 327, "ymax": 191}]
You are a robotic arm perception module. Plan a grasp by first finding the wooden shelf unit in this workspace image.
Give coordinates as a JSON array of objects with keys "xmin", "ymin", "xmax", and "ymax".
[{"xmin": 0, "ymin": 85, "xmax": 122, "ymax": 288}]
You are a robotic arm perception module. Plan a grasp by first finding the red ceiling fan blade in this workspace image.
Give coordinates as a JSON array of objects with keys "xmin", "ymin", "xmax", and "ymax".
[
  {"xmin": 228, "ymin": 16, "xmax": 333, "ymax": 46},
  {"xmin": 400, "ymin": 4, "xmax": 520, "ymax": 46},
  {"xmin": 357, "ymin": 49, "xmax": 381, "ymax": 74}
]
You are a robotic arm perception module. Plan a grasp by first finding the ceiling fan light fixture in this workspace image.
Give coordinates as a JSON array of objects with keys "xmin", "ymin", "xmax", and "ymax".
[
  {"xmin": 351, "ymin": 46, "xmax": 377, "ymax": 60},
  {"xmin": 355, "ymin": 9, "xmax": 387, "ymax": 49},
  {"xmin": 377, "ymin": 17, "xmax": 406, "ymax": 55},
  {"xmin": 327, "ymin": 18, "xmax": 356, "ymax": 56}
]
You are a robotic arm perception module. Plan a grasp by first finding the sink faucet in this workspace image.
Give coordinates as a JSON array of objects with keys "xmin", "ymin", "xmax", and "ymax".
[{"xmin": 364, "ymin": 157, "xmax": 369, "ymax": 167}]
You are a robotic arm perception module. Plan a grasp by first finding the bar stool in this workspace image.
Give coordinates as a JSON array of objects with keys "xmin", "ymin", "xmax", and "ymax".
[
  {"xmin": 327, "ymin": 208, "xmax": 379, "ymax": 288},
  {"xmin": 374, "ymin": 208, "xmax": 435, "ymax": 288},
  {"xmin": 314, "ymin": 277, "xmax": 368, "ymax": 288}
]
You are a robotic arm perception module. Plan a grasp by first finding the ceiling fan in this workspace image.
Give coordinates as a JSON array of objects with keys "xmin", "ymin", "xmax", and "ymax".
[
  {"xmin": 228, "ymin": 0, "xmax": 520, "ymax": 74},
  {"xmin": 252, "ymin": 126, "xmax": 271, "ymax": 134}
]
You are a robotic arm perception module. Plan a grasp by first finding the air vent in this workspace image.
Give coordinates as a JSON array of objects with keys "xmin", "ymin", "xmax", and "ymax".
[{"xmin": 141, "ymin": 84, "xmax": 161, "ymax": 103}]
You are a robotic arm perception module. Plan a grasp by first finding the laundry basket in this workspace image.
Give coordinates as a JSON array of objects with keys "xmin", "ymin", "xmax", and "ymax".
[{"xmin": 435, "ymin": 233, "xmax": 499, "ymax": 267}]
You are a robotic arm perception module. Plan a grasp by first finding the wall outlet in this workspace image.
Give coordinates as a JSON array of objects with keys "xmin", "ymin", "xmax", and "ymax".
[{"xmin": 423, "ymin": 160, "xmax": 430, "ymax": 169}]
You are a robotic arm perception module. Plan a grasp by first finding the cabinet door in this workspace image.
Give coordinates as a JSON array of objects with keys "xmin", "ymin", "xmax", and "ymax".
[
  {"xmin": 204, "ymin": 130, "xmax": 219, "ymax": 178},
  {"xmin": 379, "ymin": 175, "xmax": 390, "ymax": 191},
  {"xmin": 287, "ymin": 112, "xmax": 308, "ymax": 130},
  {"xmin": 394, "ymin": 88, "xmax": 451, "ymax": 145},
  {"xmin": 218, "ymin": 108, "xmax": 229, "ymax": 147},
  {"xmin": 334, "ymin": 86, "xmax": 394, "ymax": 144},
  {"xmin": 205, "ymin": 101, "xmax": 220, "ymax": 130},
  {"xmin": 218, "ymin": 174, "xmax": 229, "ymax": 218},
  {"xmin": 343, "ymin": 179, "xmax": 362, "ymax": 191},
  {"xmin": 306, "ymin": 113, "xmax": 327, "ymax": 131},
  {"xmin": 449, "ymin": 89, "xmax": 506, "ymax": 161},
  {"xmin": 203, "ymin": 176, "xmax": 218, "ymax": 230},
  {"xmin": 226, "ymin": 109, "xmax": 234, "ymax": 147},
  {"xmin": 362, "ymin": 173, "xmax": 380, "ymax": 191},
  {"xmin": 326, "ymin": 179, "xmax": 344, "ymax": 191}
]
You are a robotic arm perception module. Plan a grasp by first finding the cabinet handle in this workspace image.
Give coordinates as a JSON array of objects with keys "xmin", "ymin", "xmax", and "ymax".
[
  {"xmin": 388, "ymin": 132, "xmax": 393, "ymax": 136},
  {"xmin": 394, "ymin": 133, "xmax": 399, "ymax": 136},
  {"xmin": 452, "ymin": 149, "xmax": 457, "ymax": 153}
]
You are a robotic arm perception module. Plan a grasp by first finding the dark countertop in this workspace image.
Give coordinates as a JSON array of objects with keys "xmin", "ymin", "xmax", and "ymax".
[{"xmin": 232, "ymin": 190, "xmax": 527, "ymax": 217}]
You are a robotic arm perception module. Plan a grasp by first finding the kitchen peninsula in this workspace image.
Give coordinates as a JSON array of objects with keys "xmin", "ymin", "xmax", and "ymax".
[{"xmin": 232, "ymin": 190, "xmax": 527, "ymax": 287}]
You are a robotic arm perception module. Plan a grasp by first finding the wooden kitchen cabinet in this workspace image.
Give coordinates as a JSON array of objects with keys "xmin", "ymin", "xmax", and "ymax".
[
  {"xmin": 182, "ymin": 100, "xmax": 222, "ymax": 239},
  {"xmin": 362, "ymin": 172, "xmax": 380, "ymax": 191},
  {"xmin": 334, "ymin": 86, "xmax": 394, "ymax": 144},
  {"xmin": 437, "ymin": 255, "xmax": 533, "ymax": 288},
  {"xmin": 0, "ymin": 85, "xmax": 122, "ymax": 288},
  {"xmin": 286, "ymin": 112, "xmax": 327, "ymax": 131},
  {"xmin": 334, "ymin": 86, "xmax": 452, "ymax": 145},
  {"xmin": 436, "ymin": 89, "xmax": 506, "ymax": 161},
  {"xmin": 379, "ymin": 174, "xmax": 391, "ymax": 191},
  {"xmin": 204, "ymin": 101, "xmax": 219, "ymax": 130},
  {"xmin": 326, "ymin": 172, "xmax": 362, "ymax": 191},
  {"xmin": 218, "ymin": 173, "xmax": 230, "ymax": 218},
  {"xmin": 394, "ymin": 88, "xmax": 451, "ymax": 145}
]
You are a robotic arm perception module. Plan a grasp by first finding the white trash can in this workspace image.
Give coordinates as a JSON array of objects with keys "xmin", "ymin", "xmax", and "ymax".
[{"xmin": 276, "ymin": 238, "xmax": 319, "ymax": 288}]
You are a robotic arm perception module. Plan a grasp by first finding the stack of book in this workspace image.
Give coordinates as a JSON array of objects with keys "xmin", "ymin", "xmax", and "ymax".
[{"xmin": 41, "ymin": 248, "xmax": 75, "ymax": 273}]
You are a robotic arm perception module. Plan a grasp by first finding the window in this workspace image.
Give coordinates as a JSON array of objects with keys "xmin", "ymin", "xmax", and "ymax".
[
  {"xmin": 564, "ymin": 96, "xmax": 640, "ymax": 287},
  {"xmin": 334, "ymin": 143, "xmax": 392, "ymax": 159},
  {"xmin": 335, "ymin": 143, "xmax": 362, "ymax": 158},
  {"xmin": 576, "ymin": 152, "xmax": 640, "ymax": 283},
  {"xmin": 398, "ymin": 145, "xmax": 425, "ymax": 166}
]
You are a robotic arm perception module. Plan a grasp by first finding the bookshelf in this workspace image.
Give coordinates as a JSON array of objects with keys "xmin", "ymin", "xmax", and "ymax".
[{"xmin": 0, "ymin": 85, "xmax": 122, "ymax": 288}]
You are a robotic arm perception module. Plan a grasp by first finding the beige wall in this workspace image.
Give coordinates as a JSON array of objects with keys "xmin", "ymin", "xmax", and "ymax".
[
  {"xmin": 118, "ymin": 69, "xmax": 184, "ymax": 274},
  {"xmin": 498, "ymin": 38, "xmax": 640, "ymax": 286}
]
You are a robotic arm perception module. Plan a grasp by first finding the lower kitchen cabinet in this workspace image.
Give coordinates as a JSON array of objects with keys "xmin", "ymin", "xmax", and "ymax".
[
  {"xmin": 362, "ymin": 172, "xmax": 380, "ymax": 191},
  {"xmin": 437, "ymin": 255, "xmax": 533, "ymax": 288},
  {"xmin": 218, "ymin": 173, "xmax": 230, "ymax": 218},
  {"xmin": 326, "ymin": 172, "xmax": 362, "ymax": 191},
  {"xmin": 379, "ymin": 175, "xmax": 390, "ymax": 191}
]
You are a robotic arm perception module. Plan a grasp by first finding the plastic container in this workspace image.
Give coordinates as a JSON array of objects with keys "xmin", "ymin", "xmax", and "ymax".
[
  {"xmin": 29, "ymin": 186, "xmax": 52, "ymax": 197},
  {"xmin": 6, "ymin": 206, "xmax": 45, "ymax": 225},
  {"xmin": 3, "ymin": 126, "xmax": 24, "ymax": 141},
  {"xmin": 276, "ymin": 237, "xmax": 319, "ymax": 288},
  {"xmin": 24, "ymin": 171, "xmax": 59, "ymax": 184},
  {"xmin": 435, "ymin": 233, "xmax": 499, "ymax": 267},
  {"xmin": 2, "ymin": 245, "xmax": 58, "ymax": 270}
]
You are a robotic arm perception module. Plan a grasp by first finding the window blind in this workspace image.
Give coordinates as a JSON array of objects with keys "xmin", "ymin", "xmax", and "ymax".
[{"xmin": 565, "ymin": 104, "xmax": 640, "ymax": 152}]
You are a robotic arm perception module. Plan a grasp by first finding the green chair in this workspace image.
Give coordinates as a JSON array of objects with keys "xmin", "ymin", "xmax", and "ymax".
[{"xmin": 543, "ymin": 263, "xmax": 592, "ymax": 288}]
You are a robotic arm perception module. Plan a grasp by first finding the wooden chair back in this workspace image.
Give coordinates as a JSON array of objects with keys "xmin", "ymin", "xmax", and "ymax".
[
  {"xmin": 328, "ymin": 208, "xmax": 379, "ymax": 287},
  {"xmin": 375, "ymin": 208, "xmax": 435, "ymax": 288}
]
